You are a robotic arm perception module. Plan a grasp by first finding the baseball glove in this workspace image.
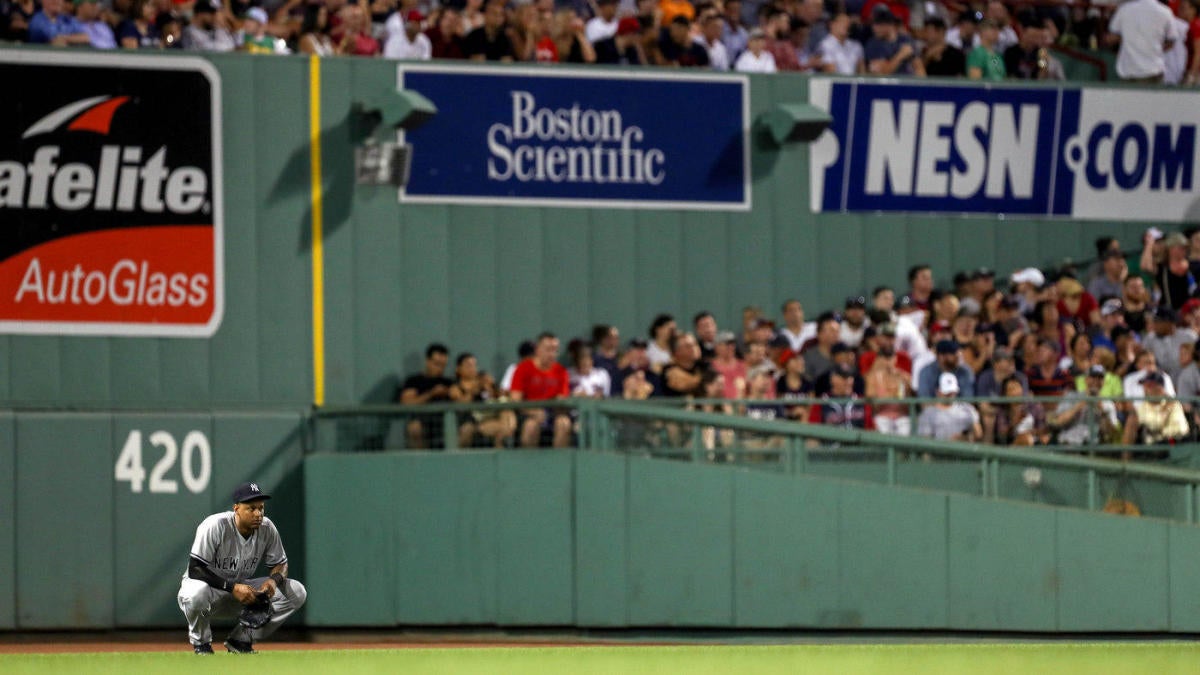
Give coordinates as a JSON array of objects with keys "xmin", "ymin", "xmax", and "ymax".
[{"xmin": 238, "ymin": 592, "xmax": 273, "ymax": 630}]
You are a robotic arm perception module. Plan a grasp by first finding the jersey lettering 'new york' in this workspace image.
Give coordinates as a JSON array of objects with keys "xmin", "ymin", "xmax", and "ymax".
[{"xmin": 183, "ymin": 511, "xmax": 287, "ymax": 583}]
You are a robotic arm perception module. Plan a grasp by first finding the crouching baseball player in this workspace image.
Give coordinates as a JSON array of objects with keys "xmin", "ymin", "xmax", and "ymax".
[{"xmin": 178, "ymin": 481, "xmax": 307, "ymax": 654}]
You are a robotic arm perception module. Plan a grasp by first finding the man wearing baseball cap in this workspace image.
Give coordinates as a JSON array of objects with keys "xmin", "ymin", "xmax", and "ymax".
[
  {"xmin": 178, "ymin": 481, "xmax": 307, "ymax": 654},
  {"xmin": 916, "ymin": 339, "xmax": 975, "ymax": 399},
  {"xmin": 240, "ymin": 6, "xmax": 276, "ymax": 53},
  {"xmin": 1051, "ymin": 364, "xmax": 1120, "ymax": 445},
  {"xmin": 1144, "ymin": 306, "xmax": 1190, "ymax": 382},
  {"xmin": 916, "ymin": 372, "xmax": 982, "ymax": 442},
  {"xmin": 1088, "ymin": 298, "xmax": 1125, "ymax": 353},
  {"xmin": 383, "ymin": 8, "xmax": 432, "ymax": 59},
  {"xmin": 1123, "ymin": 371, "xmax": 1190, "ymax": 446},
  {"xmin": 1140, "ymin": 231, "xmax": 1196, "ymax": 311},
  {"xmin": 181, "ymin": 0, "xmax": 236, "ymax": 52}
]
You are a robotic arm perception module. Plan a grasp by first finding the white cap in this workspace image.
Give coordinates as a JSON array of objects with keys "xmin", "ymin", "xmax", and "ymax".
[
  {"xmin": 245, "ymin": 7, "xmax": 268, "ymax": 24},
  {"xmin": 1010, "ymin": 267, "xmax": 1045, "ymax": 288},
  {"xmin": 938, "ymin": 372, "xmax": 960, "ymax": 395}
]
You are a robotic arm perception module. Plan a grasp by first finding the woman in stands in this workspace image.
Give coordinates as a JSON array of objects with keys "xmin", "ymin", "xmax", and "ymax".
[
  {"xmin": 1029, "ymin": 299, "xmax": 1071, "ymax": 356},
  {"xmin": 449, "ymin": 353, "xmax": 516, "ymax": 448},
  {"xmin": 689, "ymin": 370, "xmax": 735, "ymax": 454},
  {"xmin": 545, "ymin": 8, "xmax": 595, "ymax": 63},
  {"xmin": 567, "ymin": 339, "xmax": 611, "ymax": 398},
  {"xmin": 298, "ymin": 3, "xmax": 335, "ymax": 55},
  {"xmin": 118, "ymin": 0, "xmax": 162, "ymax": 48},
  {"xmin": 775, "ymin": 352, "xmax": 812, "ymax": 422},
  {"xmin": 508, "ymin": 1, "xmax": 542, "ymax": 61},
  {"xmin": 1059, "ymin": 333, "xmax": 1094, "ymax": 378},
  {"xmin": 982, "ymin": 376, "xmax": 1043, "ymax": 446}
]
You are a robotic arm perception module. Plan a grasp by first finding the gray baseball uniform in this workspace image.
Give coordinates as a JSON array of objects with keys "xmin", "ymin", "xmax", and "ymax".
[
  {"xmin": 177, "ymin": 509, "xmax": 307, "ymax": 649},
  {"xmin": 185, "ymin": 511, "xmax": 287, "ymax": 583}
]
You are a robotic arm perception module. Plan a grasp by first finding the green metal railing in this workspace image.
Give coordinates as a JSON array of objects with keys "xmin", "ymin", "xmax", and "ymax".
[{"xmin": 311, "ymin": 395, "xmax": 1200, "ymax": 524}]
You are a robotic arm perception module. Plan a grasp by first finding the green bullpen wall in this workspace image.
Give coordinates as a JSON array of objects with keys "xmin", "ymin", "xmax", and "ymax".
[
  {"xmin": 305, "ymin": 450, "xmax": 1200, "ymax": 632},
  {"xmin": 0, "ymin": 48, "xmax": 1171, "ymax": 408}
]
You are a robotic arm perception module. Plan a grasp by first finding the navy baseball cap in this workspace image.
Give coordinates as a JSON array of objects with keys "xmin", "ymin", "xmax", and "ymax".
[
  {"xmin": 831, "ymin": 364, "xmax": 856, "ymax": 378},
  {"xmin": 232, "ymin": 481, "xmax": 271, "ymax": 503},
  {"xmin": 1153, "ymin": 306, "xmax": 1177, "ymax": 322},
  {"xmin": 936, "ymin": 339, "xmax": 959, "ymax": 354}
]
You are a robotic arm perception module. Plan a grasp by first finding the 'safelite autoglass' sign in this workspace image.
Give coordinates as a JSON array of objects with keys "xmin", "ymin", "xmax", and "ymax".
[
  {"xmin": 397, "ymin": 65, "xmax": 750, "ymax": 210},
  {"xmin": 810, "ymin": 79, "xmax": 1198, "ymax": 221},
  {"xmin": 0, "ymin": 53, "xmax": 223, "ymax": 337}
]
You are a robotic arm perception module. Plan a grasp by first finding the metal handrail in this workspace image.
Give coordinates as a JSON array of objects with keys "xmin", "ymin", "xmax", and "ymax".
[
  {"xmin": 607, "ymin": 402, "xmax": 1194, "ymax": 478},
  {"xmin": 310, "ymin": 397, "xmax": 1200, "ymax": 522},
  {"xmin": 311, "ymin": 396, "xmax": 1200, "ymax": 482}
]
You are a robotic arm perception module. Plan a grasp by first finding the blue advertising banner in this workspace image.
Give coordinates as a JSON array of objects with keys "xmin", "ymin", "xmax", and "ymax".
[
  {"xmin": 810, "ymin": 80, "xmax": 1200, "ymax": 222},
  {"xmin": 397, "ymin": 65, "xmax": 750, "ymax": 210}
]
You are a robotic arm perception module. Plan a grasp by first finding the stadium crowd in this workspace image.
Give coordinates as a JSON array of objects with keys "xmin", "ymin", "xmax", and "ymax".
[
  {"xmin": 397, "ymin": 228, "xmax": 1200, "ymax": 450},
  {"xmin": 3, "ymin": 0, "xmax": 1198, "ymax": 83}
]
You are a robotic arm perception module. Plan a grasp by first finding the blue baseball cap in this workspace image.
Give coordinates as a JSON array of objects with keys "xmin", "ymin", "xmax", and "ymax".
[{"xmin": 232, "ymin": 481, "xmax": 271, "ymax": 503}]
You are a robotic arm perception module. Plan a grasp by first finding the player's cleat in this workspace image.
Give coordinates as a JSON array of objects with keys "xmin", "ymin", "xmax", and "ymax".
[
  {"xmin": 224, "ymin": 638, "xmax": 257, "ymax": 654},
  {"xmin": 193, "ymin": 642, "xmax": 213, "ymax": 655}
]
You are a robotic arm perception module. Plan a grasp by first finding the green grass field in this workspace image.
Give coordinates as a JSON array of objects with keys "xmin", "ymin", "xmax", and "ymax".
[{"xmin": 3, "ymin": 644, "xmax": 1200, "ymax": 674}]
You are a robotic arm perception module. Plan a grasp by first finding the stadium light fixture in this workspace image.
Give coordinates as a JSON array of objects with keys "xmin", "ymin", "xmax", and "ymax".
[
  {"xmin": 757, "ymin": 103, "xmax": 831, "ymax": 146},
  {"xmin": 353, "ymin": 89, "xmax": 437, "ymax": 188}
]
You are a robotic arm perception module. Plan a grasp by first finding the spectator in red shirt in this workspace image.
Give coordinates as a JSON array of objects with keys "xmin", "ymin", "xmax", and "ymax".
[
  {"xmin": 510, "ymin": 332, "xmax": 572, "ymax": 448},
  {"xmin": 427, "ymin": 7, "xmax": 465, "ymax": 59},
  {"xmin": 859, "ymin": 322, "xmax": 912, "ymax": 376},
  {"xmin": 1181, "ymin": 0, "xmax": 1200, "ymax": 85},
  {"xmin": 1056, "ymin": 276, "xmax": 1099, "ymax": 329}
]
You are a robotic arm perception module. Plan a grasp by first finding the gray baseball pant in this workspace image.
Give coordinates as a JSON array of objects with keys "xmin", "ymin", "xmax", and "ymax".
[{"xmin": 177, "ymin": 576, "xmax": 308, "ymax": 647}]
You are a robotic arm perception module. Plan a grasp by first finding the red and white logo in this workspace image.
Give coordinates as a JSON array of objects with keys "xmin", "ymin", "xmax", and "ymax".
[{"xmin": 21, "ymin": 95, "xmax": 132, "ymax": 139}]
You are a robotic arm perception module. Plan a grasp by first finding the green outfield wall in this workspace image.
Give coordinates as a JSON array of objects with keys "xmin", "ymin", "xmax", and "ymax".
[
  {"xmin": 0, "ymin": 410, "xmax": 305, "ymax": 629},
  {"xmin": 0, "ymin": 48, "xmax": 1172, "ymax": 408},
  {"xmin": 0, "ymin": 48, "xmax": 1193, "ymax": 632},
  {"xmin": 305, "ymin": 450, "xmax": 1200, "ymax": 632}
]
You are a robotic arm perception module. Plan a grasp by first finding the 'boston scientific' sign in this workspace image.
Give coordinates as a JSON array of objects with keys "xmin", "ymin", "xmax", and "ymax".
[{"xmin": 397, "ymin": 66, "xmax": 749, "ymax": 211}]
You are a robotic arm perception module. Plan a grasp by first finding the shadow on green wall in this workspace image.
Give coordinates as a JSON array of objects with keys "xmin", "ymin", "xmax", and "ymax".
[
  {"xmin": 267, "ymin": 109, "xmax": 362, "ymax": 254},
  {"xmin": 750, "ymin": 121, "xmax": 783, "ymax": 182}
]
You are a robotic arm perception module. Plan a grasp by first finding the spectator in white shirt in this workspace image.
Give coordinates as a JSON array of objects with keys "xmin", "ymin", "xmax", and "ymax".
[
  {"xmin": 735, "ymin": 28, "xmax": 777, "ymax": 72},
  {"xmin": 585, "ymin": 0, "xmax": 620, "ymax": 43},
  {"xmin": 383, "ymin": 9, "xmax": 433, "ymax": 59},
  {"xmin": 697, "ymin": 12, "xmax": 730, "ymax": 70},
  {"xmin": 1106, "ymin": 0, "xmax": 1176, "ymax": 82},
  {"xmin": 568, "ymin": 340, "xmax": 611, "ymax": 398},
  {"xmin": 818, "ymin": 12, "xmax": 864, "ymax": 75},
  {"xmin": 1163, "ymin": 14, "xmax": 1189, "ymax": 84}
]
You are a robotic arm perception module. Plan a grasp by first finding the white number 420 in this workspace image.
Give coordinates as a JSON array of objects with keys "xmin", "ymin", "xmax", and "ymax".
[{"xmin": 115, "ymin": 430, "xmax": 211, "ymax": 494}]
